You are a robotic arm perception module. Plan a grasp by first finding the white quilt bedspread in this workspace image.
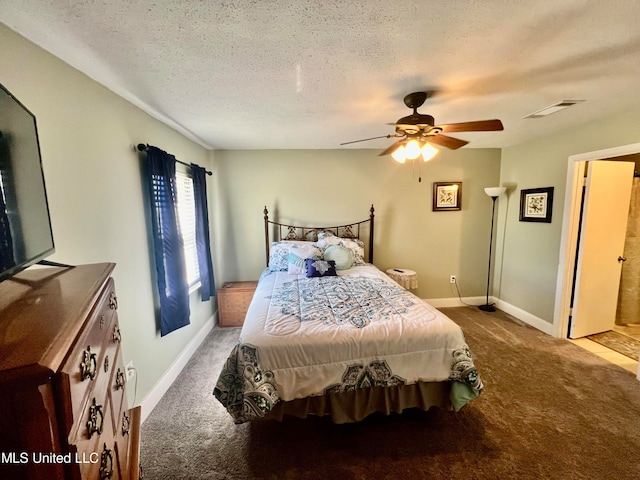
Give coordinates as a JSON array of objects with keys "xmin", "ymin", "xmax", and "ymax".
[{"xmin": 214, "ymin": 265, "xmax": 483, "ymax": 423}]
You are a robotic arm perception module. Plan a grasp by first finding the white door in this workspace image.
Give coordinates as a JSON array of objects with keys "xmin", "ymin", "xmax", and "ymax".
[{"xmin": 569, "ymin": 160, "xmax": 635, "ymax": 338}]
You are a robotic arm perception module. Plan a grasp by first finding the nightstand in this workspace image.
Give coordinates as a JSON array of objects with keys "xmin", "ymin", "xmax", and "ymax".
[{"xmin": 218, "ymin": 281, "xmax": 258, "ymax": 327}]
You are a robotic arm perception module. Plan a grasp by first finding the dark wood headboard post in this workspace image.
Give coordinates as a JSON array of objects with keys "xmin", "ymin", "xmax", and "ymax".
[
  {"xmin": 264, "ymin": 206, "xmax": 270, "ymax": 267},
  {"xmin": 369, "ymin": 204, "xmax": 375, "ymax": 264}
]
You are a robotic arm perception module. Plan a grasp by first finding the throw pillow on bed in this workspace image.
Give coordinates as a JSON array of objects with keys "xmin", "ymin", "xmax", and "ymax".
[
  {"xmin": 317, "ymin": 232, "xmax": 366, "ymax": 266},
  {"xmin": 305, "ymin": 259, "xmax": 337, "ymax": 277},
  {"xmin": 268, "ymin": 242, "xmax": 291, "ymax": 271},
  {"xmin": 269, "ymin": 241, "xmax": 321, "ymax": 272},
  {"xmin": 287, "ymin": 243, "xmax": 322, "ymax": 275},
  {"xmin": 340, "ymin": 238, "xmax": 366, "ymax": 265},
  {"xmin": 323, "ymin": 245, "xmax": 354, "ymax": 270}
]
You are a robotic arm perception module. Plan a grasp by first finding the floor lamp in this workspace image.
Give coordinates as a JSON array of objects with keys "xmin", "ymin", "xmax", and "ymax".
[{"xmin": 479, "ymin": 186, "xmax": 506, "ymax": 312}]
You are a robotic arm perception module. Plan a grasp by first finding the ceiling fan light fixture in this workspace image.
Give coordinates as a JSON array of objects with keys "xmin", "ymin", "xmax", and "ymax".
[
  {"xmin": 404, "ymin": 139, "xmax": 421, "ymax": 160},
  {"xmin": 421, "ymin": 143, "xmax": 439, "ymax": 162},
  {"xmin": 391, "ymin": 145, "xmax": 406, "ymax": 163}
]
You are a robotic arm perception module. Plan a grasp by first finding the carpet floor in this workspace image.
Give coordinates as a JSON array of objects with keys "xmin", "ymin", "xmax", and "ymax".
[{"xmin": 140, "ymin": 307, "xmax": 640, "ymax": 479}]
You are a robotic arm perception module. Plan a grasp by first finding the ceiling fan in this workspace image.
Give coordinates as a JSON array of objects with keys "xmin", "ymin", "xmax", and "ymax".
[{"xmin": 341, "ymin": 91, "xmax": 504, "ymax": 165}]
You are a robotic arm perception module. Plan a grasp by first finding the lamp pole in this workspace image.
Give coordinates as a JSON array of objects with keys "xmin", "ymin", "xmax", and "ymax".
[{"xmin": 479, "ymin": 188, "xmax": 504, "ymax": 312}]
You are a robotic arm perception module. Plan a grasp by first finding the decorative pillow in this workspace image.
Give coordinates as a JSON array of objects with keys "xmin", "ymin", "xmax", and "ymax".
[
  {"xmin": 323, "ymin": 245, "xmax": 354, "ymax": 270},
  {"xmin": 268, "ymin": 242, "xmax": 291, "ymax": 271},
  {"xmin": 317, "ymin": 232, "xmax": 366, "ymax": 266},
  {"xmin": 341, "ymin": 238, "xmax": 366, "ymax": 265},
  {"xmin": 316, "ymin": 232, "xmax": 342, "ymax": 249},
  {"xmin": 287, "ymin": 243, "xmax": 322, "ymax": 275},
  {"xmin": 269, "ymin": 241, "xmax": 321, "ymax": 272},
  {"xmin": 305, "ymin": 259, "xmax": 337, "ymax": 277}
]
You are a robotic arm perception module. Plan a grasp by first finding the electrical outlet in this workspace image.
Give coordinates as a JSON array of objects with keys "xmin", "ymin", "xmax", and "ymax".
[
  {"xmin": 125, "ymin": 361, "xmax": 135, "ymax": 380},
  {"xmin": 450, "ymin": 275, "xmax": 457, "ymax": 284}
]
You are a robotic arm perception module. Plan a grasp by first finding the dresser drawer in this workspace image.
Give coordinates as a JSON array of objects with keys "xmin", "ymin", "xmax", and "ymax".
[
  {"xmin": 71, "ymin": 392, "xmax": 114, "ymax": 479},
  {"xmin": 109, "ymin": 351, "xmax": 128, "ymax": 436},
  {"xmin": 114, "ymin": 406, "xmax": 141, "ymax": 480},
  {"xmin": 59, "ymin": 279, "xmax": 119, "ymax": 435}
]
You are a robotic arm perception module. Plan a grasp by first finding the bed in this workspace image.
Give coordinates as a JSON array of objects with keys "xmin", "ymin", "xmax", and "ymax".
[{"xmin": 214, "ymin": 205, "xmax": 483, "ymax": 424}]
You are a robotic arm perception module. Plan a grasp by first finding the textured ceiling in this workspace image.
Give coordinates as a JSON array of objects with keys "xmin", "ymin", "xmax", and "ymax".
[{"xmin": 2, "ymin": 0, "xmax": 640, "ymax": 151}]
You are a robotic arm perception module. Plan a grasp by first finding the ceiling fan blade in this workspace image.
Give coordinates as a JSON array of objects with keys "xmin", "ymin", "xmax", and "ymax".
[
  {"xmin": 340, "ymin": 134, "xmax": 393, "ymax": 146},
  {"xmin": 378, "ymin": 140, "xmax": 405, "ymax": 156},
  {"xmin": 429, "ymin": 134, "xmax": 469, "ymax": 150},
  {"xmin": 438, "ymin": 119, "xmax": 504, "ymax": 133}
]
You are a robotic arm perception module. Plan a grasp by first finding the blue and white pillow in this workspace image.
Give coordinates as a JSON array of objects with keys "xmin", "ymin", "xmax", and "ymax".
[
  {"xmin": 323, "ymin": 245, "xmax": 354, "ymax": 270},
  {"xmin": 305, "ymin": 259, "xmax": 337, "ymax": 277},
  {"xmin": 341, "ymin": 238, "xmax": 366, "ymax": 265},
  {"xmin": 268, "ymin": 242, "xmax": 291, "ymax": 272},
  {"xmin": 317, "ymin": 232, "xmax": 366, "ymax": 266},
  {"xmin": 268, "ymin": 241, "xmax": 321, "ymax": 272},
  {"xmin": 287, "ymin": 243, "xmax": 322, "ymax": 275}
]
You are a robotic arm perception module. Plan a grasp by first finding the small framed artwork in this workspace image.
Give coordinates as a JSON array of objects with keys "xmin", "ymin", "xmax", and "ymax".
[
  {"xmin": 433, "ymin": 182, "xmax": 462, "ymax": 211},
  {"xmin": 519, "ymin": 187, "xmax": 554, "ymax": 223}
]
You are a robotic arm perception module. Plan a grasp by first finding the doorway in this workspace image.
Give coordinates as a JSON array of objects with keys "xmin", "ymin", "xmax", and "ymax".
[{"xmin": 554, "ymin": 142, "xmax": 640, "ymax": 339}]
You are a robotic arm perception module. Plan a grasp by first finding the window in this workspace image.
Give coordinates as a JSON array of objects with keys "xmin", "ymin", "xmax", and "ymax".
[{"xmin": 175, "ymin": 170, "xmax": 200, "ymax": 287}]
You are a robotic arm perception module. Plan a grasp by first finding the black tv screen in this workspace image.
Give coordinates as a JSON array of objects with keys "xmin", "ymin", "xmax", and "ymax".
[{"xmin": 0, "ymin": 83, "xmax": 55, "ymax": 282}]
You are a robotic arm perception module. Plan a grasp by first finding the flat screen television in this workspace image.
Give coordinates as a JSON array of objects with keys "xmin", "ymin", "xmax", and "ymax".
[{"xmin": 0, "ymin": 83, "xmax": 55, "ymax": 282}]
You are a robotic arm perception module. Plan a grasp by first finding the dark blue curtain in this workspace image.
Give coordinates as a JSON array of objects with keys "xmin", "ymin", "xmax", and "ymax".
[
  {"xmin": 191, "ymin": 163, "xmax": 216, "ymax": 301},
  {"xmin": 145, "ymin": 146, "xmax": 190, "ymax": 336}
]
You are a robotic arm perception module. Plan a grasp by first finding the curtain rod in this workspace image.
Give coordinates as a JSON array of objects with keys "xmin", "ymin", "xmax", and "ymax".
[{"xmin": 136, "ymin": 143, "xmax": 212, "ymax": 176}]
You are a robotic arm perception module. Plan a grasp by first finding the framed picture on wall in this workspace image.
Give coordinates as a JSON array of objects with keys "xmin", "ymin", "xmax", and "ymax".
[
  {"xmin": 519, "ymin": 187, "xmax": 554, "ymax": 222},
  {"xmin": 433, "ymin": 182, "xmax": 462, "ymax": 211}
]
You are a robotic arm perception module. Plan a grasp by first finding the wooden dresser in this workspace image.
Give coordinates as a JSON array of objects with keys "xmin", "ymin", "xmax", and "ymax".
[{"xmin": 0, "ymin": 263, "xmax": 141, "ymax": 480}]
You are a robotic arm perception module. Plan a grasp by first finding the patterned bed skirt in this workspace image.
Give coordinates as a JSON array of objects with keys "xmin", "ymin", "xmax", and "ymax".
[{"xmin": 257, "ymin": 381, "xmax": 455, "ymax": 424}]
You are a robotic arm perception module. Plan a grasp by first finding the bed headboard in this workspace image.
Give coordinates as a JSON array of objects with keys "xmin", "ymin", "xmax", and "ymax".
[{"xmin": 264, "ymin": 205, "xmax": 375, "ymax": 266}]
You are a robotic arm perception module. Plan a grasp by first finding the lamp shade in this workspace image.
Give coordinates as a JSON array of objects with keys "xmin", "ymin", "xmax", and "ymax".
[
  {"xmin": 484, "ymin": 186, "xmax": 506, "ymax": 198},
  {"xmin": 391, "ymin": 145, "xmax": 406, "ymax": 163},
  {"xmin": 421, "ymin": 143, "xmax": 439, "ymax": 162},
  {"xmin": 404, "ymin": 139, "xmax": 421, "ymax": 160}
]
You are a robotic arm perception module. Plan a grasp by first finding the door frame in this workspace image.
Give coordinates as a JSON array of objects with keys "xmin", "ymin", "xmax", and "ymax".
[{"xmin": 553, "ymin": 142, "xmax": 640, "ymax": 338}]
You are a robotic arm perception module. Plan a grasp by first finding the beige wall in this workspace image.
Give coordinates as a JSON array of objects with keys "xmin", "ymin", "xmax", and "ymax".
[
  {"xmin": 497, "ymin": 108, "xmax": 640, "ymax": 323},
  {"xmin": 0, "ymin": 24, "xmax": 215, "ymax": 405},
  {"xmin": 212, "ymin": 148, "xmax": 501, "ymax": 299}
]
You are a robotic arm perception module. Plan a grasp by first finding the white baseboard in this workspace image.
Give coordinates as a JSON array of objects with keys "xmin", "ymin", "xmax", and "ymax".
[
  {"xmin": 139, "ymin": 314, "xmax": 216, "ymax": 423},
  {"xmin": 494, "ymin": 299, "xmax": 555, "ymax": 335},
  {"xmin": 425, "ymin": 296, "xmax": 495, "ymax": 308},
  {"xmin": 425, "ymin": 296, "xmax": 554, "ymax": 336}
]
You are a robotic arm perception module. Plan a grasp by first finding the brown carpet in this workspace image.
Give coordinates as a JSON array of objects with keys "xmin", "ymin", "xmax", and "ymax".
[
  {"xmin": 587, "ymin": 330, "xmax": 640, "ymax": 361},
  {"xmin": 140, "ymin": 307, "xmax": 640, "ymax": 479}
]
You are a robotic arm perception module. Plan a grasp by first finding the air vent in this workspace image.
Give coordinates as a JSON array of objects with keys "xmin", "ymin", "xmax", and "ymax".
[{"xmin": 523, "ymin": 100, "xmax": 585, "ymax": 119}]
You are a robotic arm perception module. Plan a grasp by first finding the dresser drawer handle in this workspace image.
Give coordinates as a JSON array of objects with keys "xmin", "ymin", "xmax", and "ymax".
[
  {"xmin": 121, "ymin": 411, "xmax": 130, "ymax": 436},
  {"xmin": 104, "ymin": 354, "xmax": 110, "ymax": 373},
  {"xmin": 112, "ymin": 325, "xmax": 122, "ymax": 343},
  {"xmin": 87, "ymin": 398, "xmax": 104, "ymax": 438},
  {"xmin": 109, "ymin": 292, "xmax": 118, "ymax": 310},
  {"xmin": 99, "ymin": 443, "xmax": 114, "ymax": 479},
  {"xmin": 115, "ymin": 368, "xmax": 126, "ymax": 390},
  {"xmin": 80, "ymin": 347, "xmax": 97, "ymax": 381}
]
